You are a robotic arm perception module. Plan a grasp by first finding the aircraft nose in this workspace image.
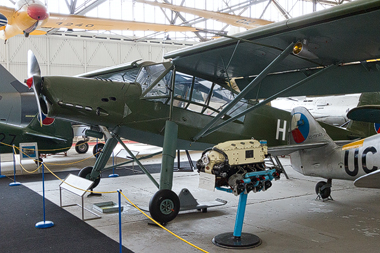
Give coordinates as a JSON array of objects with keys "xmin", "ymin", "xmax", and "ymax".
[{"xmin": 27, "ymin": 4, "xmax": 48, "ymax": 21}]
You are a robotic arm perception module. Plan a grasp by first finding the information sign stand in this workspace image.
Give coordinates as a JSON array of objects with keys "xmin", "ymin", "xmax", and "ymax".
[{"xmin": 59, "ymin": 174, "xmax": 101, "ymax": 221}]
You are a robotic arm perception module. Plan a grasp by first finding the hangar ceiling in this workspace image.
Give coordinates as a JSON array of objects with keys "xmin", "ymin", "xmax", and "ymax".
[
  {"xmin": 5, "ymin": 0, "xmax": 353, "ymax": 42},
  {"xmin": 0, "ymin": 0, "xmax": 354, "ymax": 80}
]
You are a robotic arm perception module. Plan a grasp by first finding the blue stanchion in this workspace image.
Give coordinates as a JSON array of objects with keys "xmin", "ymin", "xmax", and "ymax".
[
  {"xmin": 118, "ymin": 189, "xmax": 123, "ymax": 253},
  {"xmin": 233, "ymin": 192, "xmax": 248, "ymax": 237},
  {"xmin": 109, "ymin": 151, "xmax": 119, "ymax": 178},
  {"xmin": 0, "ymin": 152, "xmax": 5, "ymax": 178},
  {"xmin": 9, "ymin": 145, "xmax": 20, "ymax": 186},
  {"xmin": 35, "ymin": 163, "xmax": 54, "ymax": 229}
]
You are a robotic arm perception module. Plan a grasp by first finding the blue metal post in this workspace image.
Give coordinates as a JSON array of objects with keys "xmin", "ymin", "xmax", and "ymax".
[
  {"xmin": 118, "ymin": 189, "xmax": 122, "ymax": 253},
  {"xmin": 109, "ymin": 151, "xmax": 119, "ymax": 177},
  {"xmin": 0, "ymin": 151, "xmax": 5, "ymax": 178},
  {"xmin": 35, "ymin": 163, "xmax": 54, "ymax": 228},
  {"xmin": 233, "ymin": 192, "xmax": 248, "ymax": 238},
  {"xmin": 9, "ymin": 145, "xmax": 20, "ymax": 186}
]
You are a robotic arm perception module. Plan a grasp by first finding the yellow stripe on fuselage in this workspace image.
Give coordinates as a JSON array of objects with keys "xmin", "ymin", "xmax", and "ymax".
[{"xmin": 342, "ymin": 139, "xmax": 364, "ymax": 150}]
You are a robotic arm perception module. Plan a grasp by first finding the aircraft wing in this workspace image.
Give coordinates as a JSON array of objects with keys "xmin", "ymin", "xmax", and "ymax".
[
  {"xmin": 136, "ymin": 0, "xmax": 273, "ymax": 29},
  {"xmin": 354, "ymin": 170, "xmax": 380, "ymax": 189},
  {"xmin": 164, "ymin": 0, "xmax": 380, "ymax": 99},
  {"xmin": 0, "ymin": 6, "xmax": 14, "ymax": 19},
  {"xmin": 42, "ymin": 12, "xmax": 197, "ymax": 32},
  {"xmin": 268, "ymin": 142, "xmax": 327, "ymax": 156}
]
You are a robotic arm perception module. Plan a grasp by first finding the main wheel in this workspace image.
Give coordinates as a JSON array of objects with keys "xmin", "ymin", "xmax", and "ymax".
[
  {"xmin": 75, "ymin": 140, "xmax": 89, "ymax": 154},
  {"xmin": 78, "ymin": 166, "xmax": 100, "ymax": 189},
  {"xmin": 93, "ymin": 143, "xmax": 105, "ymax": 156},
  {"xmin": 315, "ymin": 181, "xmax": 331, "ymax": 199},
  {"xmin": 149, "ymin": 189, "xmax": 180, "ymax": 224}
]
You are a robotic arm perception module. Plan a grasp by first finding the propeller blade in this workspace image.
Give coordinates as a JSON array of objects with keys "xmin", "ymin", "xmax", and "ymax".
[
  {"xmin": 27, "ymin": 50, "xmax": 41, "ymax": 78},
  {"xmin": 27, "ymin": 50, "xmax": 43, "ymax": 126},
  {"xmin": 32, "ymin": 79, "xmax": 43, "ymax": 127}
]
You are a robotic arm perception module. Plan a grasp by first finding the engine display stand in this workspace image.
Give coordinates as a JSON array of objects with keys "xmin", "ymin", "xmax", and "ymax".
[{"xmin": 212, "ymin": 192, "xmax": 262, "ymax": 249}]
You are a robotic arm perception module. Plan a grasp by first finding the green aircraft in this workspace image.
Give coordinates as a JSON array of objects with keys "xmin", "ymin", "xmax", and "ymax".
[
  {"xmin": 25, "ymin": 0, "xmax": 380, "ymax": 223},
  {"xmin": 0, "ymin": 114, "xmax": 73, "ymax": 158}
]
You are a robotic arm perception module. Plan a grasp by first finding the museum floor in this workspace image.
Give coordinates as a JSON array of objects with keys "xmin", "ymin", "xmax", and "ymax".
[{"xmin": 1, "ymin": 143, "xmax": 380, "ymax": 253}]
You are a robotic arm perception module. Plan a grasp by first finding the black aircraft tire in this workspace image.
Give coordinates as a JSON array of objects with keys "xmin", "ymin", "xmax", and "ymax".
[
  {"xmin": 315, "ymin": 181, "xmax": 331, "ymax": 199},
  {"xmin": 149, "ymin": 189, "xmax": 180, "ymax": 224},
  {"xmin": 75, "ymin": 141, "xmax": 89, "ymax": 154},
  {"xmin": 78, "ymin": 166, "xmax": 100, "ymax": 189},
  {"xmin": 93, "ymin": 143, "xmax": 105, "ymax": 156}
]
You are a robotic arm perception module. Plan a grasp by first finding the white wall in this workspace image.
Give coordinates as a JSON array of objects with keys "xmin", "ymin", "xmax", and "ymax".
[{"xmin": 0, "ymin": 33, "xmax": 194, "ymax": 80}]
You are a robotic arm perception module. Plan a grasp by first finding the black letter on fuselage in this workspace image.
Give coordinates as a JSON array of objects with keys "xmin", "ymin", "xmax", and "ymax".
[
  {"xmin": 345, "ymin": 149, "xmax": 359, "ymax": 176},
  {"xmin": 362, "ymin": 146, "xmax": 378, "ymax": 174}
]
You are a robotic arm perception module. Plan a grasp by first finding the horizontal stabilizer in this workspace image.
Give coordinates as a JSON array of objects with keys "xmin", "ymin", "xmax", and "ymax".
[
  {"xmin": 25, "ymin": 132, "xmax": 69, "ymax": 143},
  {"xmin": 354, "ymin": 170, "xmax": 380, "ymax": 189},
  {"xmin": 347, "ymin": 106, "xmax": 380, "ymax": 123},
  {"xmin": 268, "ymin": 142, "xmax": 327, "ymax": 156}
]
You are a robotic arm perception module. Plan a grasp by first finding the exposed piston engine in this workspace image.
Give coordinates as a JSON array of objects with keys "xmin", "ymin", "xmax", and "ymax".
[{"xmin": 197, "ymin": 139, "xmax": 281, "ymax": 196}]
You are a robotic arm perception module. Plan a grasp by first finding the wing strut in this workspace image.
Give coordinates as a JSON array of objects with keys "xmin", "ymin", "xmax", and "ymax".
[
  {"xmin": 204, "ymin": 64, "xmax": 337, "ymax": 137},
  {"xmin": 192, "ymin": 42, "xmax": 295, "ymax": 142}
]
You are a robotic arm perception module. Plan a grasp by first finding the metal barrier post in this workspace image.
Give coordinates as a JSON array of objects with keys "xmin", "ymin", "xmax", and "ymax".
[
  {"xmin": 118, "ymin": 189, "xmax": 123, "ymax": 253},
  {"xmin": 109, "ymin": 151, "xmax": 119, "ymax": 178},
  {"xmin": 9, "ymin": 145, "xmax": 20, "ymax": 186},
  {"xmin": 35, "ymin": 163, "xmax": 54, "ymax": 228},
  {"xmin": 0, "ymin": 152, "xmax": 5, "ymax": 178}
]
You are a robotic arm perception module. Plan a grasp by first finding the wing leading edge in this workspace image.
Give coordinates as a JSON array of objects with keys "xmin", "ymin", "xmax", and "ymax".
[{"xmin": 43, "ymin": 13, "xmax": 197, "ymax": 32}]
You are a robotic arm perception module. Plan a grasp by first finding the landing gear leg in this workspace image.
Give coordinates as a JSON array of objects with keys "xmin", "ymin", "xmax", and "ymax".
[
  {"xmin": 149, "ymin": 120, "xmax": 180, "ymax": 223},
  {"xmin": 316, "ymin": 178, "xmax": 333, "ymax": 201},
  {"xmin": 78, "ymin": 137, "xmax": 118, "ymax": 195}
]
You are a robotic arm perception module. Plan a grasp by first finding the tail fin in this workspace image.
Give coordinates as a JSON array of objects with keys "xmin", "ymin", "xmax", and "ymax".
[
  {"xmin": 346, "ymin": 92, "xmax": 380, "ymax": 137},
  {"xmin": 290, "ymin": 106, "xmax": 336, "ymax": 146},
  {"xmin": 27, "ymin": 114, "xmax": 73, "ymax": 141},
  {"xmin": 289, "ymin": 107, "xmax": 338, "ymax": 177}
]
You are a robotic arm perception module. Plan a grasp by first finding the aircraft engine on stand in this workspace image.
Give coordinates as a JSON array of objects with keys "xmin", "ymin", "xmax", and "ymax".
[{"xmin": 196, "ymin": 139, "xmax": 281, "ymax": 196}]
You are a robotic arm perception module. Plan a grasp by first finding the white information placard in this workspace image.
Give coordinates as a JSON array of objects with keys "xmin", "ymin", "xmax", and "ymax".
[
  {"xmin": 60, "ymin": 174, "xmax": 94, "ymax": 197},
  {"xmin": 198, "ymin": 172, "xmax": 216, "ymax": 192},
  {"xmin": 19, "ymin": 142, "xmax": 38, "ymax": 161}
]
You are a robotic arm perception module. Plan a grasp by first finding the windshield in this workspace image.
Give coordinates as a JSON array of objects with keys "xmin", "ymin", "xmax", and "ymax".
[
  {"xmin": 141, "ymin": 69, "xmax": 248, "ymax": 122},
  {"xmin": 95, "ymin": 68, "xmax": 140, "ymax": 83}
]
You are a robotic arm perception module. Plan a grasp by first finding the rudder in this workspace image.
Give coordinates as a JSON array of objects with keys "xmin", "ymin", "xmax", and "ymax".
[{"xmin": 290, "ymin": 106, "xmax": 335, "ymax": 146}]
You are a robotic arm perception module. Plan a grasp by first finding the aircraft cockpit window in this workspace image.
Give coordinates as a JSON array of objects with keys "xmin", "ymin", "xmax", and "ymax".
[
  {"xmin": 95, "ymin": 68, "xmax": 139, "ymax": 83},
  {"xmin": 136, "ymin": 64, "xmax": 167, "ymax": 93},
  {"xmin": 143, "ymin": 70, "xmax": 173, "ymax": 104},
  {"xmin": 141, "ymin": 69, "xmax": 247, "ymax": 123}
]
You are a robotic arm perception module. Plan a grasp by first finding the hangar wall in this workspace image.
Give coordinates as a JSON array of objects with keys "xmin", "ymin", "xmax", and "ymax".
[{"xmin": 0, "ymin": 33, "xmax": 193, "ymax": 81}]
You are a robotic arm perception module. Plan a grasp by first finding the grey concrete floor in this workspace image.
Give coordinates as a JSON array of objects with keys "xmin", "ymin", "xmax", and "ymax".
[{"xmin": 2, "ymin": 144, "xmax": 380, "ymax": 252}]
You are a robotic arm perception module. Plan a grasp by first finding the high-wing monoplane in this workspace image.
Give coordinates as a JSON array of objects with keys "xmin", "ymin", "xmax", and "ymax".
[
  {"xmin": 24, "ymin": 0, "xmax": 380, "ymax": 223},
  {"xmin": 0, "ymin": 0, "xmax": 197, "ymax": 41}
]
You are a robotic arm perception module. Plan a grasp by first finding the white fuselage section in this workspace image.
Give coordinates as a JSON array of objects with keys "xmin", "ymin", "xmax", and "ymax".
[{"xmin": 291, "ymin": 134, "xmax": 380, "ymax": 181}]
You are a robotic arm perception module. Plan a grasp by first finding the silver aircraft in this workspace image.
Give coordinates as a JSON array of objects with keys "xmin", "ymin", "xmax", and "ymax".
[{"xmin": 288, "ymin": 106, "xmax": 380, "ymax": 199}]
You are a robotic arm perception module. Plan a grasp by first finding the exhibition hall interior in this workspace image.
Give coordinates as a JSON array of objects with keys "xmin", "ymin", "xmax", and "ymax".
[{"xmin": 1, "ymin": 0, "xmax": 380, "ymax": 252}]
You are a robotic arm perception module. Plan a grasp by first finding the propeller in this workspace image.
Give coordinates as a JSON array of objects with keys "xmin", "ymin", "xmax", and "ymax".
[{"xmin": 26, "ymin": 50, "xmax": 43, "ymax": 127}]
